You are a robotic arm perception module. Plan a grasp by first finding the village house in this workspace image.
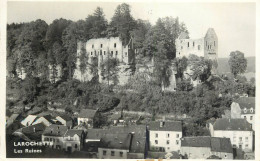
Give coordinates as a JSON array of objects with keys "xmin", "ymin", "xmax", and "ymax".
[
  {"xmin": 208, "ymin": 118, "xmax": 253, "ymax": 152},
  {"xmin": 148, "ymin": 121, "xmax": 182, "ymax": 153},
  {"xmin": 63, "ymin": 129, "xmax": 84, "ymax": 152},
  {"xmin": 85, "ymin": 125, "xmax": 147, "ymax": 159},
  {"xmin": 13, "ymin": 123, "xmax": 46, "ymax": 141},
  {"xmin": 42, "ymin": 125, "xmax": 68, "ymax": 150},
  {"xmin": 56, "ymin": 114, "xmax": 73, "ymax": 129},
  {"xmin": 77, "ymin": 109, "xmax": 97, "ymax": 128},
  {"xmin": 180, "ymin": 136, "xmax": 233, "ymax": 159},
  {"xmin": 231, "ymin": 97, "xmax": 255, "ymax": 130}
]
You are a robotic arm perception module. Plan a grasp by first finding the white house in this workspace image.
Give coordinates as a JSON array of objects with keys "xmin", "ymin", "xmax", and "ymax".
[
  {"xmin": 235, "ymin": 97, "xmax": 255, "ymax": 131},
  {"xmin": 63, "ymin": 129, "xmax": 84, "ymax": 152},
  {"xmin": 77, "ymin": 109, "xmax": 97, "ymax": 128},
  {"xmin": 148, "ymin": 121, "xmax": 182, "ymax": 152},
  {"xmin": 209, "ymin": 118, "xmax": 253, "ymax": 152}
]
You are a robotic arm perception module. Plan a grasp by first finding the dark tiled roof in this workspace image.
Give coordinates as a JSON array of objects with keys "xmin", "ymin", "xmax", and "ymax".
[
  {"xmin": 210, "ymin": 137, "xmax": 233, "ymax": 153},
  {"xmin": 42, "ymin": 125, "xmax": 68, "ymax": 136},
  {"xmin": 86, "ymin": 129, "xmax": 107, "ymax": 140},
  {"xmin": 21, "ymin": 123, "xmax": 46, "ymax": 134},
  {"xmin": 148, "ymin": 121, "xmax": 182, "ymax": 132},
  {"xmin": 213, "ymin": 118, "xmax": 252, "ymax": 131},
  {"xmin": 88, "ymin": 125, "xmax": 147, "ymax": 153},
  {"xmin": 64, "ymin": 129, "xmax": 84, "ymax": 137},
  {"xmin": 181, "ymin": 136, "xmax": 211, "ymax": 148},
  {"xmin": 181, "ymin": 136, "xmax": 233, "ymax": 153},
  {"xmin": 178, "ymin": 32, "xmax": 189, "ymax": 39},
  {"xmin": 78, "ymin": 109, "xmax": 97, "ymax": 118},
  {"xmin": 100, "ymin": 133, "xmax": 132, "ymax": 150},
  {"xmin": 57, "ymin": 114, "xmax": 72, "ymax": 121},
  {"xmin": 234, "ymin": 97, "xmax": 255, "ymax": 114}
]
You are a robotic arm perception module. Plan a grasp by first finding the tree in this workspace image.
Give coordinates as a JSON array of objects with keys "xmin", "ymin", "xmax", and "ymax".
[
  {"xmin": 100, "ymin": 58, "xmax": 119, "ymax": 86},
  {"xmin": 109, "ymin": 3, "xmax": 137, "ymax": 45},
  {"xmin": 228, "ymin": 51, "xmax": 247, "ymax": 77},
  {"xmin": 174, "ymin": 56, "xmax": 188, "ymax": 80},
  {"xmin": 86, "ymin": 7, "xmax": 108, "ymax": 38}
]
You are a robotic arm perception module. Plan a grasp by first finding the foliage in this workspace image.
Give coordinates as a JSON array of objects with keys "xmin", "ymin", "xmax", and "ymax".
[
  {"xmin": 109, "ymin": 3, "xmax": 137, "ymax": 45},
  {"xmin": 100, "ymin": 58, "xmax": 120, "ymax": 86},
  {"xmin": 228, "ymin": 51, "xmax": 247, "ymax": 77}
]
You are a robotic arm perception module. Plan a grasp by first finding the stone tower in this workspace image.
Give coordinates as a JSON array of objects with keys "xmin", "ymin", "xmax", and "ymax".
[{"xmin": 204, "ymin": 28, "xmax": 218, "ymax": 61}]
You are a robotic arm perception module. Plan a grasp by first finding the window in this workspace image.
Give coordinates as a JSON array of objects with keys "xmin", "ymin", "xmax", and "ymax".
[
  {"xmin": 239, "ymin": 145, "xmax": 242, "ymax": 149},
  {"xmin": 193, "ymin": 42, "xmax": 195, "ymax": 47},
  {"xmin": 198, "ymin": 45, "xmax": 200, "ymax": 50},
  {"xmin": 114, "ymin": 43, "xmax": 116, "ymax": 48},
  {"xmin": 111, "ymin": 51, "xmax": 113, "ymax": 56},
  {"xmin": 57, "ymin": 139, "xmax": 59, "ymax": 143},
  {"xmin": 176, "ymin": 134, "xmax": 179, "ymax": 138},
  {"xmin": 75, "ymin": 144, "xmax": 77, "ymax": 148},
  {"xmin": 181, "ymin": 46, "xmax": 183, "ymax": 50},
  {"xmin": 179, "ymin": 52, "xmax": 180, "ymax": 55},
  {"xmin": 250, "ymin": 116, "xmax": 253, "ymax": 120},
  {"xmin": 244, "ymin": 108, "xmax": 247, "ymax": 113},
  {"xmin": 239, "ymin": 137, "xmax": 242, "ymax": 141},
  {"xmin": 245, "ymin": 144, "xmax": 248, "ymax": 148},
  {"xmin": 50, "ymin": 138, "xmax": 52, "ymax": 142},
  {"xmin": 125, "ymin": 52, "xmax": 127, "ymax": 56},
  {"xmin": 233, "ymin": 136, "xmax": 236, "ymax": 142},
  {"xmin": 116, "ymin": 51, "xmax": 118, "ymax": 55},
  {"xmin": 244, "ymin": 116, "xmax": 247, "ymax": 119},
  {"xmin": 206, "ymin": 41, "xmax": 207, "ymax": 46},
  {"xmin": 92, "ymin": 44, "xmax": 94, "ymax": 48},
  {"xmin": 167, "ymin": 133, "xmax": 170, "ymax": 138},
  {"xmin": 167, "ymin": 140, "xmax": 170, "ymax": 144},
  {"xmin": 101, "ymin": 44, "xmax": 103, "ymax": 48},
  {"xmin": 53, "ymin": 139, "xmax": 55, "ymax": 142},
  {"xmin": 155, "ymin": 133, "xmax": 158, "ymax": 138},
  {"xmin": 120, "ymin": 152, "xmax": 123, "ymax": 157},
  {"xmin": 155, "ymin": 140, "xmax": 158, "ymax": 144},
  {"xmin": 188, "ymin": 42, "xmax": 189, "ymax": 47},
  {"xmin": 214, "ymin": 41, "xmax": 215, "ymax": 46},
  {"xmin": 100, "ymin": 52, "xmax": 102, "ymax": 55},
  {"xmin": 245, "ymin": 137, "xmax": 248, "ymax": 141},
  {"xmin": 167, "ymin": 147, "xmax": 170, "ymax": 150},
  {"xmin": 104, "ymin": 51, "xmax": 106, "ymax": 55},
  {"xmin": 224, "ymin": 154, "xmax": 227, "ymax": 158},
  {"xmin": 103, "ymin": 150, "xmax": 106, "ymax": 155},
  {"xmin": 250, "ymin": 108, "xmax": 254, "ymax": 113},
  {"xmin": 111, "ymin": 151, "xmax": 115, "ymax": 156},
  {"xmin": 176, "ymin": 140, "xmax": 179, "ymax": 145}
]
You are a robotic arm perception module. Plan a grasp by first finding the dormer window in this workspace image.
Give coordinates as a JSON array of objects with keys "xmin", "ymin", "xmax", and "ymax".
[
  {"xmin": 244, "ymin": 108, "xmax": 247, "ymax": 113},
  {"xmin": 250, "ymin": 108, "xmax": 253, "ymax": 113}
]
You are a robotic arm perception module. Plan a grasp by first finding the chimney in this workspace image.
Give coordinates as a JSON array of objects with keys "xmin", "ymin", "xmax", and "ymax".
[{"xmin": 33, "ymin": 127, "xmax": 36, "ymax": 133}]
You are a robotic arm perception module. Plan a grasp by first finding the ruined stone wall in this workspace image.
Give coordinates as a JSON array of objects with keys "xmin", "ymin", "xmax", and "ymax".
[{"xmin": 176, "ymin": 38, "xmax": 205, "ymax": 59}]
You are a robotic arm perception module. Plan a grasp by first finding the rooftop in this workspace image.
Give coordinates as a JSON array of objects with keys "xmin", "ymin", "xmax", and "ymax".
[
  {"xmin": 78, "ymin": 109, "xmax": 97, "ymax": 119},
  {"xmin": 148, "ymin": 121, "xmax": 182, "ymax": 132},
  {"xmin": 213, "ymin": 118, "xmax": 252, "ymax": 131},
  {"xmin": 181, "ymin": 136, "xmax": 233, "ymax": 153},
  {"xmin": 56, "ymin": 114, "xmax": 72, "ymax": 121},
  {"xmin": 234, "ymin": 97, "xmax": 255, "ymax": 114},
  {"xmin": 42, "ymin": 124, "xmax": 68, "ymax": 136},
  {"xmin": 64, "ymin": 129, "xmax": 84, "ymax": 137}
]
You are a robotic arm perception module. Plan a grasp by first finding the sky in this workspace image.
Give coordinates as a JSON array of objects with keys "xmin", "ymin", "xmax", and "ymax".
[{"xmin": 7, "ymin": 1, "xmax": 256, "ymax": 58}]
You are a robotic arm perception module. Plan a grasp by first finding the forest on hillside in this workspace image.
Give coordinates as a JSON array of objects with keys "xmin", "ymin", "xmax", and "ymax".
[{"xmin": 7, "ymin": 3, "xmax": 255, "ymax": 130}]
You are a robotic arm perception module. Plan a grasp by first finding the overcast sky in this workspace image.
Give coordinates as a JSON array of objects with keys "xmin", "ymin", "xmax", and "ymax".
[{"xmin": 7, "ymin": 2, "xmax": 255, "ymax": 58}]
